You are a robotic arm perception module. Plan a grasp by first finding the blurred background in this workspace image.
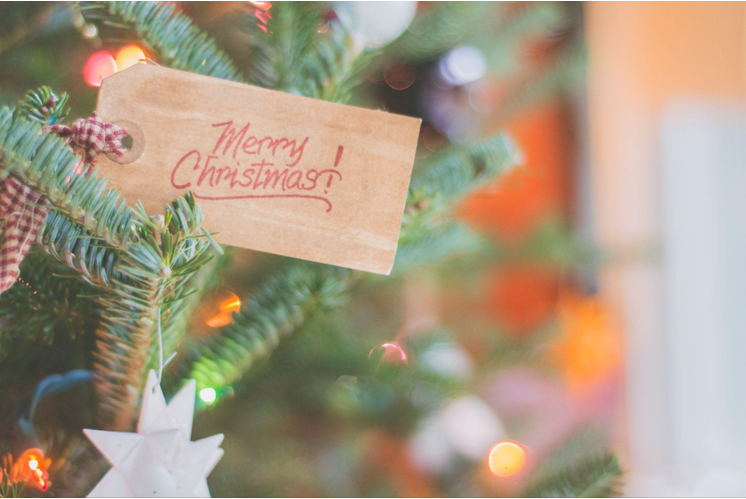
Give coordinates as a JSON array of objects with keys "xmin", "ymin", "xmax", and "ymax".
[{"xmin": 1, "ymin": 1, "xmax": 745, "ymax": 497}]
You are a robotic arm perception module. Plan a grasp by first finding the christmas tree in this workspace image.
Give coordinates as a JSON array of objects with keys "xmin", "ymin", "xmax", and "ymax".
[{"xmin": 0, "ymin": 2, "xmax": 621, "ymax": 497}]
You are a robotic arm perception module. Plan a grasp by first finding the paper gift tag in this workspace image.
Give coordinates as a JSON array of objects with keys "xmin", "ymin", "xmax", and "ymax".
[{"xmin": 95, "ymin": 64, "xmax": 421, "ymax": 274}]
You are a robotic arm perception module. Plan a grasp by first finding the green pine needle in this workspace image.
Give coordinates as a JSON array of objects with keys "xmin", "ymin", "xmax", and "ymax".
[
  {"xmin": 522, "ymin": 453, "xmax": 624, "ymax": 498},
  {"xmin": 79, "ymin": 1, "xmax": 244, "ymax": 81}
]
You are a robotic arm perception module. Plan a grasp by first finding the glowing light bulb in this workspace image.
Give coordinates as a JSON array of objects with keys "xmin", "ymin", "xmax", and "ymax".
[
  {"xmin": 115, "ymin": 45, "xmax": 146, "ymax": 72},
  {"xmin": 249, "ymin": 1, "xmax": 272, "ymax": 10},
  {"xmin": 199, "ymin": 387, "xmax": 217, "ymax": 404},
  {"xmin": 19, "ymin": 449, "xmax": 50, "ymax": 491},
  {"xmin": 384, "ymin": 64, "xmax": 416, "ymax": 90},
  {"xmin": 369, "ymin": 342, "xmax": 408, "ymax": 365},
  {"xmin": 84, "ymin": 51, "xmax": 117, "ymax": 87},
  {"xmin": 488, "ymin": 441, "xmax": 526, "ymax": 477},
  {"xmin": 81, "ymin": 23, "xmax": 98, "ymax": 39},
  {"xmin": 204, "ymin": 291, "xmax": 242, "ymax": 328},
  {"xmin": 439, "ymin": 45, "xmax": 486, "ymax": 86}
]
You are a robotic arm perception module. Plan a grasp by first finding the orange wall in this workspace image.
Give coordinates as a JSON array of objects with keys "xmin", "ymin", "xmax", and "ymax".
[{"xmin": 585, "ymin": 0, "xmax": 746, "ymax": 485}]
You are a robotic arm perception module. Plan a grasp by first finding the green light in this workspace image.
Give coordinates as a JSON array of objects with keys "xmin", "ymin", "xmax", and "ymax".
[{"xmin": 199, "ymin": 387, "xmax": 217, "ymax": 404}]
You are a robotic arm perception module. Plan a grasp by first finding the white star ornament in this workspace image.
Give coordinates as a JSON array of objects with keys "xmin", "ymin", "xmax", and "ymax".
[{"xmin": 83, "ymin": 371, "xmax": 224, "ymax": 497}]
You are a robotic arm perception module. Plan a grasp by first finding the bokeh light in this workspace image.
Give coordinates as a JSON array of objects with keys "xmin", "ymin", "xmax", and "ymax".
[
  {"xmin": 115, "ymin": 45, "xmax": 146, "ymax": 72},
  {"xmin": 203, "ymin": 290, "xmax": 242, "ymax": 328},
  {"xmin": 81, "ymin": 23, "xmax": 98, "ymax": 39},
  {"xmin": 384, "ymin": 63, "xmax": 416, "ymax": 90},
  {"xmin": 340, "ymin": 2, "xmax": 417, "ymax": 48},
  {"xmin": 249, "ymin": 1, "xmax": 272, "ymax": 10},
  {"xmin": 369, "ymin": 342, "xmax": 408, "ymax": 365},
  {"xmin": 488, "ymin": 441, "xmax": 526, "ymax": 477},
  {"xmin": 199, "ymin": 387, "xmax": 217, "ymax": 404},
  {"xmin": 439, "ymin": 45, "xmax": 487, "ymax": 86},
  {"xmin": 84, "ymin": 51, "xmax": 117, "ymax": 87},
  {"xmin": 19, "ymin": 449, "xmax": 50, "ymax": 491}
]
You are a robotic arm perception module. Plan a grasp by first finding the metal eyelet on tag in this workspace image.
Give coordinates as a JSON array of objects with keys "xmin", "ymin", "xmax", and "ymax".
[{"xmin": 107, "ymin": 119, "xmax": 145, "ymax": 164}]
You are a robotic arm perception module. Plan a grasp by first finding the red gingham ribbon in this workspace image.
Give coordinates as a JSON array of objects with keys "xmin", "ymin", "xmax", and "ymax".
[
  {"xmin": 0, "ymin": 176, "xmax": 50, "ymax": 294},
  {"xmin": 48, "ymin": 112, "xmax": 127, "ymax": 166}
]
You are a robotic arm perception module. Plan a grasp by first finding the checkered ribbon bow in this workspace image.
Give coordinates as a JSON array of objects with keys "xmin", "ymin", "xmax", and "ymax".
[
  {"xmin": 48, "ymin": 111, "xmax": 127, "ymax": 165},
  {"xmin": 0, "ymin": 176, "xmax": 50, "ymax": 294}
]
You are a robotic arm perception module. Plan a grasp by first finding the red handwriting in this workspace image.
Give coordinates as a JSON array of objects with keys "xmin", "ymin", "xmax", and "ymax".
[
  {"xmin": 212, "ymin": 121, "xmax": 309, "ymax": 166},
  {"xmin": 171, "ymin": 121, "xmax": 344, "ymax": 212}
]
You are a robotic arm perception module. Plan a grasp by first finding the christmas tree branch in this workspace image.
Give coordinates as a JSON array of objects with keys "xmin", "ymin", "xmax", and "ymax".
[
  {"xmin": 521, "ymin": 453, "xmax": 623, "ymax": 498},
  {"xmin": 244, "ymin": 2, "xmax": 323, "ymax": 91},
  {"xmin": 0, "ymin": 252, "xmax": 99, "ymax": 353},
  {"xmin": 217, "ymin": 2, "xmax": 372, "ymax": 103},
  {"xmin": 78, "ymin": 1, "xmax": 244, "ymax": 82},
  {"xmin": 0, "ymin": 106, "xmax": 133, "ymax": 250},
  {"xmin": 1, "ymin": 99, "xmax": 218, "ymax": 429}
]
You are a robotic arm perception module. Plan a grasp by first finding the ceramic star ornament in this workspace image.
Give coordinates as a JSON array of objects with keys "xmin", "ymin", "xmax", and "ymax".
[{"xmin": 84, "ymin": 371, "xmax": 224, "ymax": 497}]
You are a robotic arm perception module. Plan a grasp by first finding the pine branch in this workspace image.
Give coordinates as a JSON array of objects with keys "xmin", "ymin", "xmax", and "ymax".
[
  {"xmin": 236, "ymin": 2, "xmax": 371, "ymax": 103},
  {"xmin": 0, "ymin": 106, "xmax": 133, "ymax": 250},
  {"xmin": 401, "ymin": 134, "xmax": 520, "ymax": 248},
  {"xmin": 392, "ymin": 222, "xmax": 487, "ymax": 273},
  {"xmin": 245, "ymin": 2, "xmax": 323, "ymax": 91},
  {"xmin": 78, "ymin": 1, "xmax": 244, "ymax": 82},
  {"xmin": 1, "ymin": 98, "xmax": 218, "ymax": 429},
  {"xmin": 174, "ymin": 263, "xmax": 355, "ymax": 393},
  {"xmin": 521, "ymin": 453, "xmax": 623, "ymax": 498},
  {"xmin": 0, "ymin": 252, "xmax": 98, "ymax": 346}
]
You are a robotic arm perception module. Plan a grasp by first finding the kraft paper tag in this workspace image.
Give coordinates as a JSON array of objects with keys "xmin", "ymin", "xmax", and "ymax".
[{"xmin": 94, "ymin": 64, "xmax": 421, "ymax": 274}]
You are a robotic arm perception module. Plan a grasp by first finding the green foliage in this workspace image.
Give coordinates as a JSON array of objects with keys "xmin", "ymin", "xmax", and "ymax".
[
  {"xmin": 522, "ymin": 452, "xmax": 623, "ymax": 498},
  {"xmin": 0, "ymin": 2, "xmax": 52, "ymax": 56},
  {"xmin": 0, "ymin": 252, "xmax": 97, "ymax": 346},
  {"xmin": 497, "ymin": 43, "xmax": 587, "ymax": 120},
  {"xmin": 246, "ymin": 2, "xmax": 323, "ymax": 91},
  {"xmin": 18, "ymin": 86, "xmax": 69, "ymax": 125},
  {"xmin": 232, "ymin": 2, "xmax": 372, "ymax": 103},
  {"xmin": 401, "ymin": 134, "xmax": 519, "ymax": 248},
  {"xmin": 175, "ymin": 263, "xmax": 357, "ymax": 393},
  {"xmin": 393, "ymin": 222, "xmax": 486, "ymax": 273},
  {"xmin": 382, "ymin": 2, "xmax": 494, "ymax": 63},
  {"xmin": 1, "ymin": 94, "xmax": 219, "ymax": 429},
  {"xmin": 79, "ymin": 1, "xmax": 244, "ymax": 82},
  {"xmin": 298, "ymin": 26, "xmax": 374, "ymax": 104}
]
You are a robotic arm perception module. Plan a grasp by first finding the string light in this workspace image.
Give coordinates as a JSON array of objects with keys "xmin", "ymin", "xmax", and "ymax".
[
  {"xmin": 84, "ymin": 51, "xmax": 117, "ymax": 87},
  {"xmin": 19, "ymin": 449, "xmax": 51, "ymax": 491},
  {"xmin": 384, "ymin": 63, "xmax": 416, "ymax": 91},
  {"xmin": 115, "ymin": 45, "xmax": 146, "ymax": 72},
  {"xmin": 204, "ymin": 290, "xmax": 242, "ymax": 328},
  {"xmin": 488, "ymin": 441, "xmax": 526, "ymax": 477},
  {"xmin": 369, "ymin": 342, "xmax": 408, "ymax": 365},
  {"xmin": 438, "ymin": 45, "xmax": 486, "ymax": 86},
  {"xmin": 81, "ymin": 24, "xmax": 98, "ymax": 39},
  {"xmin": 249, "ymin": 1, "xmax": 271, "ymax": 10},
  {"xmin": 199, "ymin": 387, "xmax": 217, "ymax": 404}
]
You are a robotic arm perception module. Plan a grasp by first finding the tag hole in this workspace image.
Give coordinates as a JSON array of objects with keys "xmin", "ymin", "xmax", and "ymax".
[
  {"xmin": 121, "ymin": 134, "xmax": 134, "ymax": 151},
  {"xmin": 107, "ymin": 119, "xmax": 145, "ymax": 164}
]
